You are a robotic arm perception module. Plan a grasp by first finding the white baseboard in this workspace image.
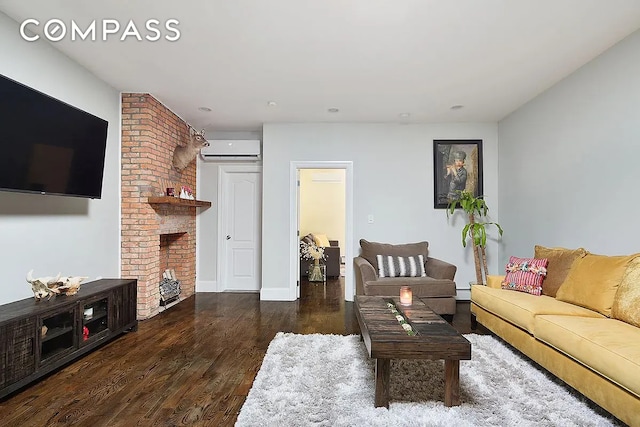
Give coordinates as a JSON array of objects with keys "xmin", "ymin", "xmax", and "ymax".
[
  {"xmin": 260, "ymin": 287, "xmax": 294, "ymax": 301},
  {"xmin": 455, "ymin": 288, "xmax": 471, "ymax": 300},
  {"xmin": 196, "ymin": 280, "xmax": 218, "ymax": 292}
]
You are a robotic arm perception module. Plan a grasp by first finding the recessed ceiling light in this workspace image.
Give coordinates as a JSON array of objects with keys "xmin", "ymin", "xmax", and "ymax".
[
  {"xmin": 198, "ymin": 106, "xmax": 212, "ymax": 112},
  {"xmin": 399, "ymin": 113, "xmax": 410, "ymax": 118},
  {"xmin": 328, "ymin": 108, "xmax": 339, "ymax": 113},
  {"xmin": 450, "ymin": 105, "xmax": 464, "ymax": 110},
  {"xmin": 267, "ymin": 101, "xmax": 277, "ymax": 107}
]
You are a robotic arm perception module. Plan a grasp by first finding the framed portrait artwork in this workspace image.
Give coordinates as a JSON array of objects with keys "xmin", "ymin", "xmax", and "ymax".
[{"xmin": 433, "ymin": 139, "xmax": 483, "ymax": 209}]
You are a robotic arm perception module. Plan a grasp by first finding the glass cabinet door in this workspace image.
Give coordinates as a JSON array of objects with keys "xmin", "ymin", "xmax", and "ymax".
[
  {"xmin": 80, "ymin": 296, "xmax": 110, "ymax": 345},
  {"xmin": 40, "ymin": 309, "xmax": 76, "ymax": 365}
]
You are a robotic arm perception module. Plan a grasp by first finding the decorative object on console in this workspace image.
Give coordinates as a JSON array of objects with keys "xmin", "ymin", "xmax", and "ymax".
[
  {"xmin": 172, "ymin": 127, "xmax": 209, "ymax": 171},
  {"xmin": 26, "ymin": 270, "xmax": 89, "ymax": 300},
  {"xmin": 55, "ymin": 275, "xmax": 89, "ymax": 296},
  {"xmin": 446, "ymin": 190, "xmax": 503, "ymax": 285},
  {"xmin": 501, "ymin": 256, "xmax": 548, "ymax": 296},
  {"xmin": 26, "ymin": 270, "xmax": 60, "ymax": 300}
]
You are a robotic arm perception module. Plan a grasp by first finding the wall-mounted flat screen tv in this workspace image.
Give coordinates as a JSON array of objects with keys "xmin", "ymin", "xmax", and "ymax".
[{"xmin": 0, "ymin": 74, "xmax": 108, "ymax": 199}]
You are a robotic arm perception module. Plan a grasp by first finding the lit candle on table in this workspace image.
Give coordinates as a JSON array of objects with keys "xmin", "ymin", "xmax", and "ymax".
[{"xmin": 400, "ymin": 286, "xmax": 412, "ymax": 306}]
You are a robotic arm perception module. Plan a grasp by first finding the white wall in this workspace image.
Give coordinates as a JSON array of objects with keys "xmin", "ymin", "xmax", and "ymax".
[
  {"xmin": 262, "ymin": 123, "xmax": 499, "ymax": 300},
  {"xmin": 498, "ymin": 30, "xmax": 640, "ymax": 266},
  {"xmin": 0, "ymin": 12, "xmax": 121, "ymax": 305},
  {"xmin": 196, "ymin": 159, "xmax": 220, "ymax": 288}
]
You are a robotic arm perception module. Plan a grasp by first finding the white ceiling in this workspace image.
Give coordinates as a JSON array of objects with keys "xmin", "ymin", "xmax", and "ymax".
[{"xmin": 1, "ymin": 1, "xmax": 640, "ymax": 132}]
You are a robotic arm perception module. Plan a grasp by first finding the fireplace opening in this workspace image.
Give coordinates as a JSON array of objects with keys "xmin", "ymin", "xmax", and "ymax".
[
  {"xmin": 159, "ymin": 232, "xmax": 187, "ymax": 309},
  {"xmin": 159, "ymin": 268, "xmax": 181, "ymax": 307}
]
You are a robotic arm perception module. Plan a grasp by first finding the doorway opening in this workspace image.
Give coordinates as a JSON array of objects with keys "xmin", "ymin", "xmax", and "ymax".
[{"xmin": 290, "ymin": 161, "xmax": 354, "ymax": 301}]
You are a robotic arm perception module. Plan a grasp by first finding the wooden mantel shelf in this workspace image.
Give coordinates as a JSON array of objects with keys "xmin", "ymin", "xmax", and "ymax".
[{"xmin": 147, "ymin": 196, "xmax": 212, "ymax": 207}]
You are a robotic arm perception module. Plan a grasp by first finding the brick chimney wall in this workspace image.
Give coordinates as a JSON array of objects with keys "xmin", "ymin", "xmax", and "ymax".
[{"xmin": 121, "ymin": 93, "xmax": 198, "ymax": 319}]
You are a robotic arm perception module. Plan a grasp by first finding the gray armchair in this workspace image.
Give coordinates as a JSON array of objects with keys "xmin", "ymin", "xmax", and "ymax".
[{"xmin": 354, "ymin": 239, "xmax": 457, "ymax": 319}]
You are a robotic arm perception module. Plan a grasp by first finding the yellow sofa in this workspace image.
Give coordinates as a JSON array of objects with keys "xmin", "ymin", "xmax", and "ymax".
[{"xmin": 471, "ymin": 252, "xmax": 640, "ymax": 427}]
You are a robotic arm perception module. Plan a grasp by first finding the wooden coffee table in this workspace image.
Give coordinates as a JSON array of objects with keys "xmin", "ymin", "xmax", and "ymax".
[{"xmin": 355, "ymin": 295, "xmax": 471, "ymax": 408}]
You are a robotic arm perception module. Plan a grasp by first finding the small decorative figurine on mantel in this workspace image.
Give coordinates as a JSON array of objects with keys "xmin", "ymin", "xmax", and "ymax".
[{"xmin": 179, "ymin": 185, "xmax": 195, "ymax": 200}]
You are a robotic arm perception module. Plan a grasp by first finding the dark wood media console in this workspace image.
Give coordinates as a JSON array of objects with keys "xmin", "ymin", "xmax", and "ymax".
[{"xmin": 0, "ymin": 279, "xmax": 137, "ymax": 399}]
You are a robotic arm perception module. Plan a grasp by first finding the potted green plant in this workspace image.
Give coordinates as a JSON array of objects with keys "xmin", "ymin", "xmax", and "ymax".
[{"xmin": 447, "ymin": 190, "xmax": 503, "ymax": 285}]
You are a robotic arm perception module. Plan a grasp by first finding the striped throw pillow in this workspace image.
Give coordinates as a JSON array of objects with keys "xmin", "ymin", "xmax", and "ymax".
[
  {"xmin": 376, "ymin": 255, "xmax": 426, "ymax": 278},
  {"xmin": 501, "ymin": 256, "xmax": 548, "ymax": 296}
]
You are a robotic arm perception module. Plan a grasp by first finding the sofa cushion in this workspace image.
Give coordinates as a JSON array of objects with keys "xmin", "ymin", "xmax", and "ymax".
[
  {"xmin": 612, "ymin": 257, "xmax": 640, "ymax": 328},
  {"xmin": 556, "ymin": 253, "xmax": 639, "ymax": 317},
  {"xmin": 359, "ymin": 239, "xmax": 428, "ymax": 271},
  {"xmin": 501, "ymin": 256, "xmax": 548, "ymax": 296},
  {"xmin": 364, "ymin": 277, "xmax": 454, "ymax": 298},
  {"xmin": 376, "ymin": 255, "xmax": 426, "ymax": 278},
  {"xmin": 535, "ymin": 315, "xmax": 640, "ymax": 399},
  {"xmin": 486, "ymin": 275, "xmax": 505, "ymax": 289},
  {"xmin": 313, "ymin": 233, "xmax": 331, "ymax": 247},
  {"xmin": 534, "ymin": 245, "xmax": 587, "ymax": 297},
  {"xmin": 471, "ymin": 285, "xmax": 603, "ymax": 334}
]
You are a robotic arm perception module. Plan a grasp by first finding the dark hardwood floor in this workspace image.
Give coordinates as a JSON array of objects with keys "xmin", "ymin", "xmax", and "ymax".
[{"xmin": 0, "ymin": 278, "xmax": 484, "ymax": 427}]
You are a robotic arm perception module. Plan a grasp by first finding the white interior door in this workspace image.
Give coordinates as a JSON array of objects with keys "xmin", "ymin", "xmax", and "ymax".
[{"xmin": 220, "ymin": 168, "xmax": 262, "ymax": 291}]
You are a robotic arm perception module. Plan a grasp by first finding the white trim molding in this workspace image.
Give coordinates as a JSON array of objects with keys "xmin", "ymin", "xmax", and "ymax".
[{"xmin": 196, "ymin": 280, "xmax": 218, "ymax": 293}]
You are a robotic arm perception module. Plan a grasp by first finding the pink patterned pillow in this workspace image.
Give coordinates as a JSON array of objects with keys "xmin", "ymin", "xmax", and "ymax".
[{"xmin": 501, "ymin": 256, "xmax": 548, "ymax": 296}]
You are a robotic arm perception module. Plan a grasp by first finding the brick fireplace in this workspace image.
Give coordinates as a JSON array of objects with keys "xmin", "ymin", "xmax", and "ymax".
[{"xmin": 121, "ymin": 93, "xmax": 199, "ymax": 319}]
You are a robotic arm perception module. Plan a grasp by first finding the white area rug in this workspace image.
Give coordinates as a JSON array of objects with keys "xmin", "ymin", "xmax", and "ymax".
[{"xmin": 236, "ymin": 333, "xmax": 620, "ymax": 427}]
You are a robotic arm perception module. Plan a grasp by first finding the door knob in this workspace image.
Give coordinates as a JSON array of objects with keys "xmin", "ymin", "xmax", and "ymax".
[{"xmin": 226, "ymin": 235, "xmax": 231, "ymax": 240}]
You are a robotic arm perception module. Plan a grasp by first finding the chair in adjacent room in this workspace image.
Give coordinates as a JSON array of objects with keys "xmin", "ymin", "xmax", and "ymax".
[{"xmin": 300, "ymin": 233, "xmax": 341, "ymax": 279}]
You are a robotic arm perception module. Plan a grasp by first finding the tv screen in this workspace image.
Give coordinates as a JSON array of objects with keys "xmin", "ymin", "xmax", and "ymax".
[{"xmin": 0, "ymin": 74, "xmax": 108, "ymax": 199}]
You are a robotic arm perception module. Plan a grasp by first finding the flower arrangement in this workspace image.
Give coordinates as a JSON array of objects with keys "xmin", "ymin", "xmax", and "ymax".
[
  {"xmin": 299, "ymin": 240, "xmax": 326, "ymax": 262},
  {"xmin": 387, "ymin": 302, "xmax": 417, "ymax": 336},
  {"xmin": 300, "ymin": 240, "xmax": 327, "ymax": 281}
]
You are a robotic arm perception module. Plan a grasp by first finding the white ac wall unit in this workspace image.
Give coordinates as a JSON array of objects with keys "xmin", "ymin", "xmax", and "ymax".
[{"xmin": 201, "ymin": 139, "xmax": 261, "ymax": 161}]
